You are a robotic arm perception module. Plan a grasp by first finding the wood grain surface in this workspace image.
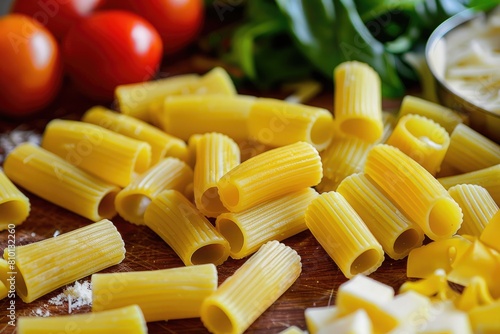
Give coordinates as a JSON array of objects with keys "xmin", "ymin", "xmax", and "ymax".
[{"xmin": 0, "ymin": 48, "xmax": 411, "ymax": 333}]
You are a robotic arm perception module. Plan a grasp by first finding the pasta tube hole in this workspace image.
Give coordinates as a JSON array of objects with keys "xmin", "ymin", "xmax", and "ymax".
[
  {"xmin": 0, "ymin": 200, "xmax": 29, "ymax": 224},
  {"xmin": 404, "ymin": 116, "xmax": 448, "ymax": 148},
  {"xmin": 218, "ymin": 183, "xmax": 240, "ymax": 209},
  {"xmin": 98, "ymin": 190, "xmax": 120, "ymax": 219},
  {"xmin": 202, "ymin": 304, "xmax": 235, "ymax": 334},
  {"xmin": 428, "ymin": 198, "xmax": 462, "ymax": 239},
  {"xmin": 118, "ymin": 194, "xmax": 152, "ymax": 221},
  {"xmin": 133, "ymin": 145, "xmax": 152, "ymax": 174},
  {"xmin": 217, "ymin": 218, "xmax": 244, "ymax": 254},
  {"xmin": 340, "ymin": 119, "xmax": 381, "ymax": 143},
  {"xmin": 201, "ymin": 187, "xmax": 227, "ymax": 214},
  {"xmin": 191, "ymin": 243, "xmax": 228, "ymax": 266},
  {"xmin": 310, "ymin": 115, "xmax": 335, "ymax": 148},
  {"xmin": 393, "ymin": 228, "xmax": 422, "ymax": 255},
  {"xmin": 350, "ymin": 249, "xmax": 382, "ymax": 275}
]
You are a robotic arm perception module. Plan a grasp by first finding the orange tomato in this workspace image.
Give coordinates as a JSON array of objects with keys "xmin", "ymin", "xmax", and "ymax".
[{"xmin": 0, "ymin": 14, "xmax": 63, "ymax": 118}]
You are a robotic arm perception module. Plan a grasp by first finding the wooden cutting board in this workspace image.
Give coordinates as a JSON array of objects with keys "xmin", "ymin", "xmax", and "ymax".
[{"xmin": 0, "ymin": 55, "xmax": 410, "ymax": 333}]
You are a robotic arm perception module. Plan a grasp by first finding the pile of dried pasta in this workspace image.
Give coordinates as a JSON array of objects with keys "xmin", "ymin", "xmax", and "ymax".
[{"xmin": 0, "ymin": 62, "xmax": 499, "ymax": 334}]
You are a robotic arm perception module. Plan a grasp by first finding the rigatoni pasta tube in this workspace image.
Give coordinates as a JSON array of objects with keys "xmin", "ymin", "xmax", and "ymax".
[
  {"xmin": 216, "ymin": 188, "xmax": 318, "ymax": 259},
  {"xmin": 115, "ymin": 157, "xmax": 193, "ymax": 225},
  {"xmin": 448, "ymin": 184, "xmax": 499, "ymax": 237},
  {"xmin": 3, "ymin": 143, "xmax": 119, "ymax": 221},
  {"xmin": 41, "ymin": 119, "xmax": 151, "ymax": 187},
  {"xmin": 217, "ymin": 141, "xmax": 322, "ymax": 212},
  {"xmin": 144, "ymin": 189, "xmax": 229, "ymax": 266},
  {"xmin": 200, "ymin": 241, "xmax": 301, "ymax": 334},
  {"xmin": 82, "ymin": 106, "xmax": 188, "ymax": 165},
  {"xmin": 365, "ymin": 144, "xmax": 463, "ymax": 240},
  {"xmin": 17, "ymin": 305, "xmax": 147, "ymax": 334},
  {"xmin": 159, "ymin": 94, "xmax": 255, "ymax": 141},
  {"xmin": 0, "ymin": 168, "xmax": 30, "ymax": 229},
  {"xmin": 386, "ymin": 114, "xmax": 450, "ymax": 176},
  {"xmin": 194, "ymin": 132, "xmax": 240, "ymax": 217},
  {"xmin": 305, "ymin": 191, "xmax": 384, "ymax": 278},
  {"xmin": 337, "ymin": 173, "xmax": 424, "ymax": 260},
  {"xmin": 333, "ymin": 61, "xmax": 383, "ymax": 143},
  {"xmin": 3, "ymin": 219, "xmax": 125, "ymax": 303},
  {"xmin": 92, "ymin": 264, "xmax": 217, "ymax": 322},
  {"xmin": 247, "ymin": 97, "xmax": 334, "ymax": 151},
  {"xmin": 480, "ymin": 210, "xmax": 500, "ymax": 253}
]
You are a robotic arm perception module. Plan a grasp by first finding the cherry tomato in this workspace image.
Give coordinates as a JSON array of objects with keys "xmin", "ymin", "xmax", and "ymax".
[
  {"xmin": 103, "ymin": 0, "xmax": 204, "ymax": 54},
  {"xmin": 11, "ymin": 0, "xmax": 105, "ymax": 41},
  {"xmin": 0, "ymin": 14, "xmax": 63, "ymax": 118},
  {"xmin": 62, "ymin": 10, "xmax": 163, "ymax": 101}
]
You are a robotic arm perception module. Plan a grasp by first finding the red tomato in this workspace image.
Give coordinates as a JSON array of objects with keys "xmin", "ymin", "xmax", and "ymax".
[
  {"xmin": 11, "ymin": 0, "xmax": 105, "ymax": 41},
  {"xmin": 103, "ymin": 0, "xmax": 204, "ymax": 54},
  {"xmin": 62, "ymin": 10, "xmax": 163, "ymax": 101},
  {"xmin": 0, "ymin": 14, "xmax": 63, "ymax": 118}
]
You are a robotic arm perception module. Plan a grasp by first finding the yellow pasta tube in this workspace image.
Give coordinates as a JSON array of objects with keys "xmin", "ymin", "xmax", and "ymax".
[
  {"xmin": 92, "ymin": 264, "xmax": 217, "ymax": 322},
  {"xmin": 247, "ymin": 97, "xmax": 334, "ymax": 151},
  {"xmin": 441, "ymin": 123, "xmax": 500, "ymax": 175},
  {"xmin": 115, "ymin": 157, "xmax": 194, "ymax": 225},
  {"xmin": 4, "ymin": 143, "xmax": 119, "ymax": 221},
  {"xmin": 188, "ymin": 66, "xmax": 237, "ymax": 96},
  {"xmin": 468, "ymin": 299, "xmax": 500, "ymax": 334},
  {"xmin": 337, "ymin": 173, "xmax": 425, "ymax": 260},
  {"xmin": 448, "ymin": 184, "xmax": 499, "ymax": 237},
  {"xmin": 305, "ymin": 191, "xmax": 384, "ymax": 278},
  {"xmin": 41, "ymin": 119, "xmax": 151, "ymax": 187},
  {"xmin": 397, "ymin": 95, "xmax": 464, "ymax": 133},
  {"xmin": 216, "ymin": 188, "xmax": 319, "ymax": 259},
  {"xmin": 17, "ymin": 304, "xmax": 147, "ymax": 334},
  {"xmin": 317, "ymin": 136, "xmax": 372, "ymax": 192},
  {"xmin": 438, "ymin": 164, "xmax": 500, "ymax": 205},
  {"xmin": 480, "ymin": 210, "xmax": 500, "ymax": 252},
  {"xmin": 333, "ymin": 61, "xmax": 383, "ymax": 142},
  {"xmin": 3, "ymin": 219, "xmax": 125, "ymax": 303},
  {"xmin": 217, "ymin": 141, "xmax": 322, "ymax": 212},
  {"xmin": 194, "ymin": 132, "xmax": 240, "ymax": 218},
  {"xmin": 115, "ymin": 73, "xmax": 200, "ymax": 121},
  {"xmin": 0, "ymin": 280, "xmax": 7, "ymax": 300},
  {"xmin": 364, "ymin": 144, "xmax": 463, "ymax": 240},
  {"xmin": 386, "ymin": 114, "xmax": 450, "ymax": 175},
  {"xmin": 144, "ymin": 189, "xmax": 229, "ymax": 266},
  {"xmin": 200, "ymin": 240, "xmax": 301, "ymax": 334},
  {"xmin": 159, "ymin": 94, "xmax": 255, "ymax": 141},
  {"xmin": 0, "ymin": 168, "xmax": 30, "ymax": 229},
  {"xmin": 82, "ymin": 106, "xmax": 188, "ymax": 165}
]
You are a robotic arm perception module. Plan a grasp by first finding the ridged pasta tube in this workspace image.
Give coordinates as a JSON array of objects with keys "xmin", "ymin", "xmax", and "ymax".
[
  {"xmin": 4, "ymin": 143, "xmax": 119, "ymax": 221},
  {"xmin": 41, "ymin": 119, "xmax": 151, "ymax": 187},
  {"xmin": 480, "ymin": 210, "xmax": 500, "ymax": 252},
  {"xmin": 337, "ymin": 173, "xmax": 424, "ymax": 260},
  {"xmin": 216, "ymin": 188, "xmax": 318, "ymax": 259},
  {"xmin": 92, "ymin": 264, "xmax": 217, "ymax": 322},
  {"xmin": 0, "ymin": 168, "xmax": 30, "ymax": 229},
  {"xmin": 200, "ymin": 241, "xmax": 301, "ymax": 334},
  {"xmin": 305, "ymin": 191, "xmax": 384, "ymax": 278},
  {"xmin": 448, "ymin": 184, "xmax": 499, "ymax": 237},
  {"xmin": 3, "ymin": 219, "xmax": 125, "ymax": 303},
  {"xmin": 386, "ymin": 114, "xmax": 450, "ymax": 175},
  {"xmin": 247, "ymin": 98, "xmax": 334, "ymax": 151},
  {"xmin": 82, "ymin": 106, "xmax": 188, "ymax": 165},
  {"xmin": 194, "ymin": 132, "xmax": 240, "ymax": 218},
  {"xmin": 115, "ymin": 157, "xmax": 193, "ymax": 225},
  {"xmin": 144, "ymin": 189, "xmax": 230, "ymax": 266},
  {"xmin": 365, "ymin": 144, "xmax": 463, "ymax": 240},
  {"xmin": 217, "ymin": 141, "xmax": 322, "ymax": 212},
  {"xmin": 333, "ymin": 61, "xmax": 383, "ymax": 142},
  {"xmin": 17, "ymin": 305, "xmax": 147, "ymax": 334}
]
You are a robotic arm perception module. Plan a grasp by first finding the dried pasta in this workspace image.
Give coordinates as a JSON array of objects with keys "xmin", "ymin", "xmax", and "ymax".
[
  {"xmin": 337, "ymin": 173, "xmax": 424, "ymax": 260},
  {"xmin": 216, "ymin": 187, "xmax": 318, "ymax": 259},
  {"xmin": 41, "ymin": 119, "xmax": 151, "ymax": 187},
  {"xmin": 333, "ymin": 61, "xmax": 383, "ymax": 142},
  {"xmin": 194, "ymin": 132, "xmax": 240, "ymax": 218},
  {"xmin": 4, "ymin": 143, "xmax": 119, "ymax": 221},
  {"xmin": 365, "ymin": 144, "xmax": 463, "ymax": 240},
  {"xmin": 143, "ymin": 189, "xmax": 229, "ymax": 266},
  {"xmin": 3, "ymin": 219, "xmax": 125, "ymax": 303},
  {"xmin": 305, "ymin": 191, "xmax": 384, "ymax": 278},
  {"xmin": 82, "ymin": 106, "xmax": 188, "ymax": 165},
  {"xmin": 200, "ymin": 240, "xmax": 301, "ymax": 334},
  {"xmin": 247, "ymin": 97, "xmax": 334, "ymax": 151},
  {"xmin": 217, "ymin": 141, "xmax": 322, "ymax": 212},
  {"xmin": 0, "ymin": 167, "xmax": 30, "ymax": 229},
  {"xmin": 480, "ymin": 210, "xmax": 500, "ymax": 252},
  {"xmin": 115, "ymin": 157, "xmax": 193, "ymax": 225},
  {"xmin": 92, "ymin": 264, "xmax": 217, "ymax": 322}
]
